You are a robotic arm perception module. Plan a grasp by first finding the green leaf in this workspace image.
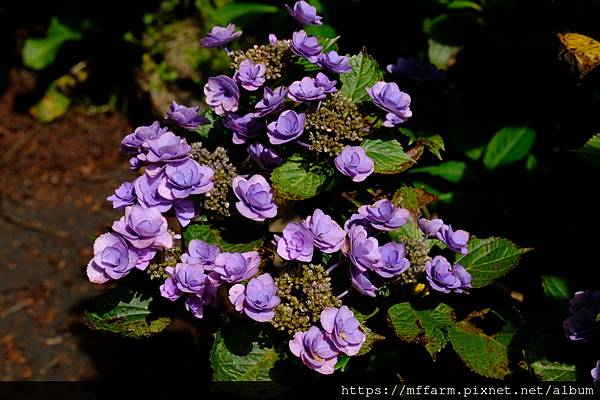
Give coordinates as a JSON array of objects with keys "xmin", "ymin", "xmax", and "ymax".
[
  {"xmin": 211, "ymin": 3, "xmax": 279, "ymax": 25},
  {"xmin": 193, "ymin": 108, "xmax": 216, "ymax": 139},
  {"xmin": 339, "ymin": 51, "xmax": 383, "ymax": 103},
  {"xmin": 447, "ymin": 1, "xmax": 483, "ymax": 11},
  {"xmin": 387, "ymin": 302, "xmax": 455, "ymax": 358},
  {"xmin": 389, "ymin": 218, "xmax": 423, "ymax": 242},
  {"xmin": 271, "ymin": 154, "xmax": 333, "ymax": 200},
  {"xmin": 530, "ymin": 360, "xmax": 577, "ymax": 381},
  {"xmin": 335, "ymin": 355, "xmax": 351, "ymax": 371},
  {"xmin": 305, "ymin": 24, "xmax": 338, "ymax": 39},
  {"xmin": 184, "ymin": 223, "xmax": 263, "ymax": 252},
  {"xmin": 356, "ymin": 327, "xmax": 386, "ymax": 357},
  {"xmin": 541, "ymin": 275, "xmax": 570, "ymax": 301},
  {"xmin": 577, "ymin": 133, "xmax": 600, "ymax": 168},
  {"xmin": 391, "ymin": 185, "xmax": 438, "ymax": 216},
  {"xmin": 526, "ymin": 154, "xmax": 538, "ymax": 171},
  {"xmin": 84, "ymin": 288, "xmax": 171, "ymax": 339},
  {"xmin": 399, "ymin": 129, "xmax": 445, "ymax": 160},
  {"xmin": 483, "ymin": 126, "xmax": 536, "ymax": 170},
  {"xmin": 29, "ymin": 84, "xmax": 71, "ymax": 123},
  {"xmin": 428, "ymin": 39, "xmax": 461, "ymax": 69},
  {"xmin": 410, "ymin": 161, "xmax": 467, "ymax": 183},
  {"xmin": 362, "ymin": 138, "xmax": 414, "ymax": 174},
  {"xmin": 456, "ymin": 236, "xmax": 532, "ymax": 288},
  {"xmin": 23, "ymin": 18, "xmax": 82, "ymax": 70}
]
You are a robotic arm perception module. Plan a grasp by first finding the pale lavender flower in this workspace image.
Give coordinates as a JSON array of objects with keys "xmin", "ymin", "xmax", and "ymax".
[
  {"xmin": 320, "ymin": 306, "xmax": 366, "ymax": 356},
  {"xmin": 87, "ymin": 233, "xmax": 139, "ymax": 283},
  {"xmin": 377, "ymin": 242, "xmax": 410, "ymax": 278},
  {"xmin": 285, "ymin": 1, "xmax": 323, "ymax": 26},
  {"xmin": 173, "ymin": 198, "xmax": 196, "ymax": 227},
  {"xmin": 288, "ymin": 77, "xmax": 325, "ymax": 102},
  {"xmin": 291, "ymin": 30, "xmax": 322, "ymax": 63},
  {"xmin": 165, "ymin": 101, "xmax": 209, "ymax": 130},
  {"xmin": 121, "ymin": 121, "xmax": 168, "ymax": 154},
  {"xmin": 159, "ymin": 277, "xmax": 182, "ymax": 301},
  {"xmin": 350, "ymin": 265, "xmax": 378, "ymax": 297},
  {"xmin": 181, "ymin": 239, "xmax": 220, "ymax": 269},
  {"xmin": 107, "ymin": 181, "xmax": 136, "ymax": 209},
  {"xmin": 314, "ymin": 72, "xmax": 337, "ymax": 94},
  {"xmin": 157, "ymin": 159, "xmax": 214, "ymax": 200},
  {"xmin": 425, "ymin": 256, "xmax": 472, "ymax": 294},
  {"xmin": 305, "ymin": 209, "xmax": 345, "ymax": 253},
  {"xmin": 318, "ymin": 51, "xmax": 351, "ymax": 74},
  {"xmin": 591, "ymin": 360, "xmax": 600, "ymax": 382},
  {"xmin": 210, "ymin": 251, "xmax": 260, "ymax": 284},
  {"xmin": 201, "ymin": 23, "xmax": 242, "ymax": 48},
  {"xmin": 141, "ymin": 131, "xmax": 191, "ymax": 164},
  {"xmin": 436, "ymin": 225, "xmax": 469, "ymax": 254},
  {"xmin": 358, "ymin": 199, "xmax": 410, "ymax": 231},
  {"xmin": 276, "ymin": 221, "xmax": 314, "ymax": 262},
  {"xmin": 345, "ymin": 225, "xmax": 382, "ymax": 272},
  {"xmin": 334, "ymin": 146, "xmax": 374, "ymax": 182},
  {"xmin": 247, "ymin": 143, "xmax": 282, "ymax": 170},
  {"xmin": 254, "ymin": 86, "xmax": 288, "ymax": 117},
  {"xmin": 289, "ymin": 326, "xmax": 338, "ymax": 375},
  {"xmin": 267, "ymin": 110, "xmax": 306, "ymax": 144},
  {"xmin": 234, "ymin": 59, "xmax": 266, "ymax": 91},
  {"xmin": 229, "ymin": 273, "xmax": 280, "ymax": 322},
  {"xmin": 232, "ymin": 175, "xmax": 278, "ymax": 221},
  {"xmin": 224, "ymin": 112, "xmax": 264, "ymax": 144},
  {"xmin": 134, "ymin": 172, "xmax": 172, "ymax": 213},
  {"xmin": 366, "ymin": 81, "xmax": 412, "ymax": 127},
  {"xmin": 112, "ymin": 205, "xmax": 173, "ymax": 250},
  {"xmin": 419, "ymin": 218, "xmax": 444, "ymax": 238},
  {"xmin": 204, "ymin": 75, "xmax": 240, "ymax": 115}
]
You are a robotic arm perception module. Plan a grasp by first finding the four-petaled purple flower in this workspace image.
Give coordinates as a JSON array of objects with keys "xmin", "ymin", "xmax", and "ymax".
[
  {"xmin": 314, "ymin": 72, "xmax": 337, "ymax": 94},
  {"xmin": 291, "ymin": 30, "xmax": 322, "ymax": 63},
  {"xmin": 121, "ymin": 121, "xmax": 168, "ymax": 154},
  {"xmin": 248, "ymin": 143, "xmax": 282, "ymax": 170},
  {"xmin": 254, "ymin": 86, "xmax": 288, "ymax": 117},
  {"xmin": 288, "ymin": 77, "xmax": 326, "ymax": 102},
  {"xmin": 87, "ymin": 232, "xmax": 140, "ymax": 283},
  {"xmin": 318, "ymin": 51, "xmax": 351, "ymax": 74},
  {"xmin": 366, "ymin": 81, "xmax": 412, "ymax": 127},
  {"xmin": 276, "ymin": 221, "xmax": 314, "ymax": 262},
  {"xmin": 210, "ymin": 251, "xmax": 260, "ymax": 284},
  {"xmin": 267, "ymin": 110, "xmax": 306, "ymax": 144},
  {"xmin": 289, "ymin": 326, "xmax": 338, "ymax": 375},
  {"xmin": 358, "ymin": 199, "xmax": 410, "ymax": 231},
  {"xmin": 345, "ymin": 225, "xmax": 382, "ymax": 273},
  {"xmin": 305, "ymin": 209, "xmax": 345, "ymax": 253},
  {"xmin": 229, "ymin": 273, "xmax": 281, "ymax": 322},
  {"xmin": 334, "ymin": 146, "xmax": 374, "ymax": 182},
  {"xmin": 425, "ymin": 256, "xmax": 472, "ymax": 294},
  {"xmin": 204, "ymin": 75, "xmax": 240, "ymax": 115},
  {"xmin": 157, "ymin": 159, "xmax": 214, "ymax": 200},
  {"xmin": 234, "ymin": 59, "xmax": 266, "ymax": 91},
  {"xmin": 320, "ymin": 306, "xmax": 366, "ymax": 356},
  {"xmin": 201, "ymin": 23, "xmax": 242, "ymax": 48},
  {"xmin": 224, "ymin": 112, "xmax": 264, "ymax": 144},
  {"xmin": 436, "ymin": 225, "xmax": 469, "ymax": 254},
  {"xmin": 285, "ymin": 1, "xmax": 323, "ymax": 26},
  {"xmin": 181, "ymin": 239, "xmax": 220, "ymax": 268},
  {"xmin": 165, "ymin": 101, "xmax": 209, "ymax": 130},
  {"xmin": 419, "ymin": 218, "xmax": 444, "ymax": 238},
  {"xmin": 141, "ymin": 131, "xmax": 191, "ymax": 164},
  {"xmin": 107, "ymin": 181, "xmax": 136, "ymax": 209},
  {"xmin": 112, "ymin": 205, "xmax": 173, "ymax": 250},
  {"xmin": 377, "ymin": 242, "xmax": 410, "ymax": 278},
  {"xmin": 232, "ymin": 175, "xmax": 278, "ymax": 221}
]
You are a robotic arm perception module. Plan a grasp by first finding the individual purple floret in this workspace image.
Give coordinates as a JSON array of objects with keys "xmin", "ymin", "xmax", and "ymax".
[
  {"xmin": 358, "ymin": 199, "xmax": 410, "ymax": 231},
  {"xmin": 267, "ymin": 110, "xmax": 306, "ymax": 144},
  {"xmin": 160, "ymin": 263, "xmax": 219, "ymax": 319},
  {"xmin": 334, "ymin": 146, "xmax": 374, "ymax": 182},
  {"xmin": 229, "ymin": 273, "xmax": 281, "ymax": 322},
  {"xmin": 141, "ymin": 131, "xmax": 191, "ymax": 164},
  {"xmin": 171, "ymin": 262, "xmax": 212, "ymax": 294},
  {"xmin": 200, "ymin": 23, "xmax": 242, "ymax": 48},
  {"xmin": 165, "ymin": 101, "xmax": 209, "ymax": 130},
  {"xmin": 425, "ymin": 256, "xmax": 472, "ymax": 294},
  {"xmin": 345, "ymin": 225, "xmax": 382, "ymax": 272},
  {"xmin": 563, "ymin": 308, "xmax": 597, "ymax": 341},
  {"xmin": 288, "ymin": 77, "xmax": 326, "ymax": 102},
  {"xmin": 377, "ymin": 242, "xmax": 410, "ymax": 278},
  {"xmin": 291, "ymin": 30, "xmax": 322, "ymax": 63},
  {"xmin": 591, "ymin": 360, "xmax": 600, "ymax": 382},
  {"xmin": 254, "ymin": 86, "xmax": 288, "ymax": 117},
  {"xmin": 87, "ymin": 232, "xmax": 139, "ymax": 284},
  {"xmin": 159, "ymin": 276, "xmax": 182, "ymax": 301},
  {"xmin": 289, "ymin": 326, "xmax": 339, "ymax": 375},
  {"xmin": 224, "ymin": 112, "xmax": 264, "ymax": 145},
  {"xmin": 204, "ymin": 75, "xmax": 240, "ymax": 115},
  {"xmin": 157, "ymin": 159, "xmax": 214, "ymax": 200},
  {"xmin": 232, "ymin": 175, "xmax": 278, "ymax": 221},
  {"xmin": 121, "ymin": 121, "xmax": 169, "ymax": 154},
  {"xmin": 318, "ymin": 51, "xmax": 351, "ymax": 74},
  {"xmin": 107, "ymin": 181, "xmax": 136, "ymax": 209},
  {"xmin": 112, "ymin": 205, "xmax": 173, "ymax": 250},
  {"xmin": 247, "ymin": 143, "xmax": 282, "ymax": 170},
  {"xmin": 320, "ymin": 306, "xmax": 366, "ymax": 356},
  {"xmin": 181, "ymin": 239, "xmax": 220, "ymax": 269},
  {"xmin": 276, "ymin": 222, "xmax": 314, "ymax": 262},
  {"xmin": 436, "ymin": 225, "xmax": 469, "ymax": 254},
  {"xmin": 173, "ymin": 198, "xmax": 196, "ymax": 227},
  {"xmin": 210, "ymin": 251, "xmax": 260, "ymax": 284},
  {"xmin": 285, "ymin": 1, "xmax": 323, "ymax": 26},
  {"xmin": 305, "ymin": 209, "xmax": 346, "ymax": 253},
  {"xmin": 234, "ymin": 59, "xmax": 267, "ymax": 91},
  {"xmin": 568, "ymin": 290, "xmax": 600, "ymax": 314},
  {"xmin": 134, "ymin": 172, "xmax": 172, "ymax": 213},
  {"xmin": 366, "ymin": 81, "xmax": 412, "ymax": 127},
  {"xmin": 350, "ymin": 265, "xmax": 378, "ymax": 297},
  {"xmin": 419, "ymin": 218, "xmax": 444, "ymax": 238},
  {"xmin": 314, "ymin": 73, "xmax": 337, "ymax": 94},
  {"xmin": 386, "ymin": 57, "xmax": 445, "ymax": 85}
]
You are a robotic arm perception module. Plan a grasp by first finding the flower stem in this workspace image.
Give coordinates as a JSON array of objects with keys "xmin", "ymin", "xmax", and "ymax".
[{"xmin": 336, "ymin": 289, "xmax": 350, "ymax": 299}]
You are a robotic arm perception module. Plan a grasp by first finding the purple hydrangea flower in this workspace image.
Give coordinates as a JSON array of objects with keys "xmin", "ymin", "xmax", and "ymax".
[
  {"xmin": 141, "ymin": 131, "xmax": 191, "ymax": 164},
  {"xmin": 436, "ymin": 225, "xmax": 469, "ymax": 254},
  {"xmin": 229, "ymin": 273, "xmax": 281, "ymax": 322},
  {"xmin": 366, "ymin": 81, "xmax": 412, "ymax": 127},
  {"xmin": 247, "ymin": 143, "xmax": 282, "ymax": 170},
  {"xmin": 276, "ymin": 222, "xmax": 314, "ymax": 262},
  {"xmin": 377, "ymin": 242, "xmax": 410, "ymax": 278},
  {"xmin": 345, "ymin": 225, "xmax": 382, "ymax": 272},
  {"xmin": 200, "ymin": 23, "xmax": 242, "ymax": 48},
  {"xmin": 305, "ymin": 209, "xmax": 345, "ymax": 253},
  {"xmin": 320, "ymin": 306, "xmax": 366, "ymax": 356},
  {"xmin": 121, "ymin": 121, "xmax": 168, "ymax": 154},
  {"xmin": 254, "ymin": 86, "xmax": 288, "ymax": 117},
  {"xmin": 87, "ymin": 233, "xmax": 139, "ymax": 283},
  {"xmin": 343, "ymin": 213, "xmax": 370, "ymax": 232},
  {"xmin": 591, "ymin": 360, "xmax": 600, "ymax": 382},
  {"xmin": 563, "ymin": 308, "xmax": 597, "ymax": 341},
  {"xmin": 172, "ymin": 198, "xmax": 196, "ymax": 227},
  {"xmin": 425, "ymin": 256, "xmax": 472, "ymax": 294},
  {"xmin": 314, "ymin": 72, "xmax": 337, "ymax": 94},
  {"xmin": 134, "ymin": 172, "xmax": 172, "ymax": 213},
  {"xmin": 157, "ymin": 159, "xmax": 214, "ymax": 200},
  {"xmin": 112, "ymin": 205, "xmax": 173, "ymax": 250},
  {"xmin": 232, "ymin": 175, "xmax": 278, "ymax": 221},
  {"xmin": 165, "ymin": 101, "xmax": 209, "ymax": 130},
  {"xmin": 419, "ymin": 218, "xmax": 444, "ymax": 238},
  {"xmin": 267, "ymin": 110, "xmax": 306, "ymax": 144},
  {"xmin": 210, "ymin": 251, "xmax": 260, "ymax": 284},
  {"xmin": 285, "ymin": 1, "xmax": 323, "ymax": 26},
  {"xmin": 291, "ymin": 30, "xmax": 322, "ymax": 63},
  {"xmin": 223, "ymin": 112, "xmax": 264, "ymax": 145},
  {"xmin": 289, "ymin": 326, "xmax": 338, "ymax": 375},
  {"xmin": 358, "ymin": 199, "xmax": 410, "ymax": 231},
  {"xmin": 181, "ymin": 239, "xmax": 220, "ymax": 269},
  {"xmin": 334, "ymin": 146, "xmax": 374, "ymax": 182},
  {"xmin": 288, "ymin": 77, "xmax": 326, "ymax": 102},
  {"xmin": 569, "ymin": 290, "xmax": 600, "ymax": 314},
  {"xmin": 185, "ymin": 295, "xmax": 216, "ymax": 319},
  {"xmin": 170, "ymin": 262, "xmax": 212, "ymax": 294},
  {"xmin": 160, "ymin": 263, "xmax": 219, "ymax": 319},
  {"xmin": 234, "ymin": 59, "xmax": 266, "ymax": 91},
  {"xmin": 107, "ymin": 181, "xmax": 136, "ymax": 209},
  {"xmin": 204, "ymin": 75, "xmax": 240, "ymax": 115},
  {"xmin": 318, "ymin": 51, "xmax": 351, "ymax": 74},
  {"xmin": 159, "ymin": 276, "xmax": 182, "ymax": 301},
  {"xmin": 386, "ymin": 57, "xmax": 445, "ymax": 85},
  {"xmin": 350, "ymin": 265, "xmax": 378, "ymax": 297}
]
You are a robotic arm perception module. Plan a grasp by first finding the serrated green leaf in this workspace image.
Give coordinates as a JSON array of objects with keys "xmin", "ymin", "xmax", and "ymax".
[
  {"xmin": 388, "ymin": 302, "xmax": 455, "ymax": 358},
  {"xmin": 456, "ymin": 236, "xmax": 531, "ymax": 288},
  {"xmin": 84, "ymin": 288, "xmax": 171, "ymax": 339},
  {"xmin": 391, "ymin": 185, "xmax": 438, "ymax": 216},
  {"xmin": 339, "ymin": 51, "xmax": 383, "ymax": 103},
  {"xmin": 271, "ymin": 154, "xmax": 333, "ymax": 200},
  {"xmin": 23, "ymin": 18, "xmax": 82, "ymax": 70},
  {"xmin": 483, "ymin": 126, "xmax": 536, "ymax": 170},
  {"xmin": 410, "ymin": 161, "xmax": 467, "ymax": 183},
  {"xmin": 541, "ymin": 275, "xmax": 570, "ymax": 301},
  {"xmin": 356, "ymin": 327, "xmax": 385, "ymax": 357},
  {"xmin": 577, "ymin": 133, "xmax": 600, "ymax": 168},
  {"xmin": 184, "ymin": 223, "xmax": 263, "ymax": 252},
  {"xmin": 362, "ymin": 138, "xmax": 413, "ymax": 174},
  {"xmin": 530, "ymin": 360, "xmax": 577, "ymax": 381}
]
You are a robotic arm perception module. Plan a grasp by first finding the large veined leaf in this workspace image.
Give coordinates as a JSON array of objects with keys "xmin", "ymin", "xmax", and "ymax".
[
  {"xmin": 271, "ymin": 154, "xmax": 334, "ymax": 200},
  {"xmin": 184, "ymin": 223, "xmax": 264, "ymax": 252},
  {"xmin": 356, "ymin": 327, "xmax": 386, "ymax": 357},
  {"xmin": 531, "ymin": 360, "xmax": 577, "ymax": 381},
  {"xmin": 456, "ymin": 236, "xmax": 531, "ymax": 288},
  {"xmin": 541, "ymin": 275, "xmax": 570, "ymax": 302},
  {"xmin": 339, "ymin": 51, "xmax": 383, "ymax": 103},
  {"xmin": 23, "ymin": 18, "xmax": 83, "ymax": 70},
  {"xmin": 362, "ymin": 138, "xmax": 413, "ymax": 174},
  {"xmin": 577, "ymin": 133, "xmax": 600, "ymax": 168},
  {"xmin": 483, "ymin": 126, "xmax": 536, "ymax": 170}
]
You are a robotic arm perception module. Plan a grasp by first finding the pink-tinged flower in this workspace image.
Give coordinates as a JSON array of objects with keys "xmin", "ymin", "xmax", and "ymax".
[
  {"xmin": 320, "ymin": 306, "xmax": 366, "ymax": 356},
  {"xmin": 181, "ymin": 239, "xmax": 220, "ymax": 269},
  {"xmin": 234, "ymin": 59, "xmax": 266, "ymax": 91},
  {"xmin": 436, "ymin": 225, "xmax": 469, "ymax": 254},
  {"xmin": 229, "ymin": 273, "xmax": 280, "ymax": 322},
  {"xmin": 87, "ymin": 233, "xmax": 139, "ymax": 283},
  {"xmin": 267, "ymin": 110, "xmax": 306, "ymax": 144},
  {"xmin": 165, "ymin": 101, "xmax": 209, "ymax": 130},
  {"xmin": 425, "ymin": 256, "xmax": 472, "ymax": 294},
  {"xmin": 232, "ymin": 175, "xmax": 278, "ymax": 221},
  {"xmin": 204, "ymin": 75, "xmax": 240, "ymax": 115},
  {"xmin": 285, "ymin": 1, "xmax": 323, "ymax": 26},
  {"xmin": 334, "ymin": 146, "xmax": 374, "ymax": 182},
  {"xmin": 305, "ymin": 209, "xmax": 345, "ymax": 253},
  {"xmin": 366, "ymin": 81, "xmax": 412, "ymax": 127},
  {"xmin": 289, "ymin": 326, "xmax": 339, "ymax": 375},
  {"xmin": 210, "ymin": 251, "xmax": 260, "ymax": 284},
  {"xmin": 276, "ymin": 222, "xmax": 314, "ymax": 262},
  {"xmin": 200, "ymin": 23, "xmax": 242, "ymax": 48},
  {"xmin": 376, "ymin": 242, "xmax": 410, "ymax": 278},
  {"xmin": 288, "ymin": 77, "xmax": 325, "ymax": 102},
  {"xmin": 358, "ymin": 199, "xmax": 410, "ymax": 231},
  {"xmin": 345, "ymin": 225, "xmax": 382, "ymax": 273},
  {"xmin": 291, "ymin": 30, "xmax": 322, "ymax": 63},
  {"xmin": 112, "ymin": 205, "xmax": 172, "ymax": 250},
  {"xmin": 107, "ymin": 181, "xmax": 136, "ymax": 209}
]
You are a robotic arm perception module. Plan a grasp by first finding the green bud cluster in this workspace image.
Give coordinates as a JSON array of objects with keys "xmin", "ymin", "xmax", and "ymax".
[
  {"xmin": 190, "ymin": 143, "xmax": 236, "ymax": 216},
  {"xmin": 307, "ymin": 93, "xmax": 370, "ymax": 157},
  {"xmin": 271, "ymin": 264, "xmax": 341, "ymax": 335},
  {"xmin": 229, "ymin": 40, "xmax": 292, "ymax": 80},
  {"xmin": 147, "ymin": 246, "xmax": 182, "ymax": 280}
]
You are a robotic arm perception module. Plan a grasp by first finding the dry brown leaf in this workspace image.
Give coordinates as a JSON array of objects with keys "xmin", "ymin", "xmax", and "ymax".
[{"xmin": 558, "ymin": 32, "xmax": 600, "ymax": 79}]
